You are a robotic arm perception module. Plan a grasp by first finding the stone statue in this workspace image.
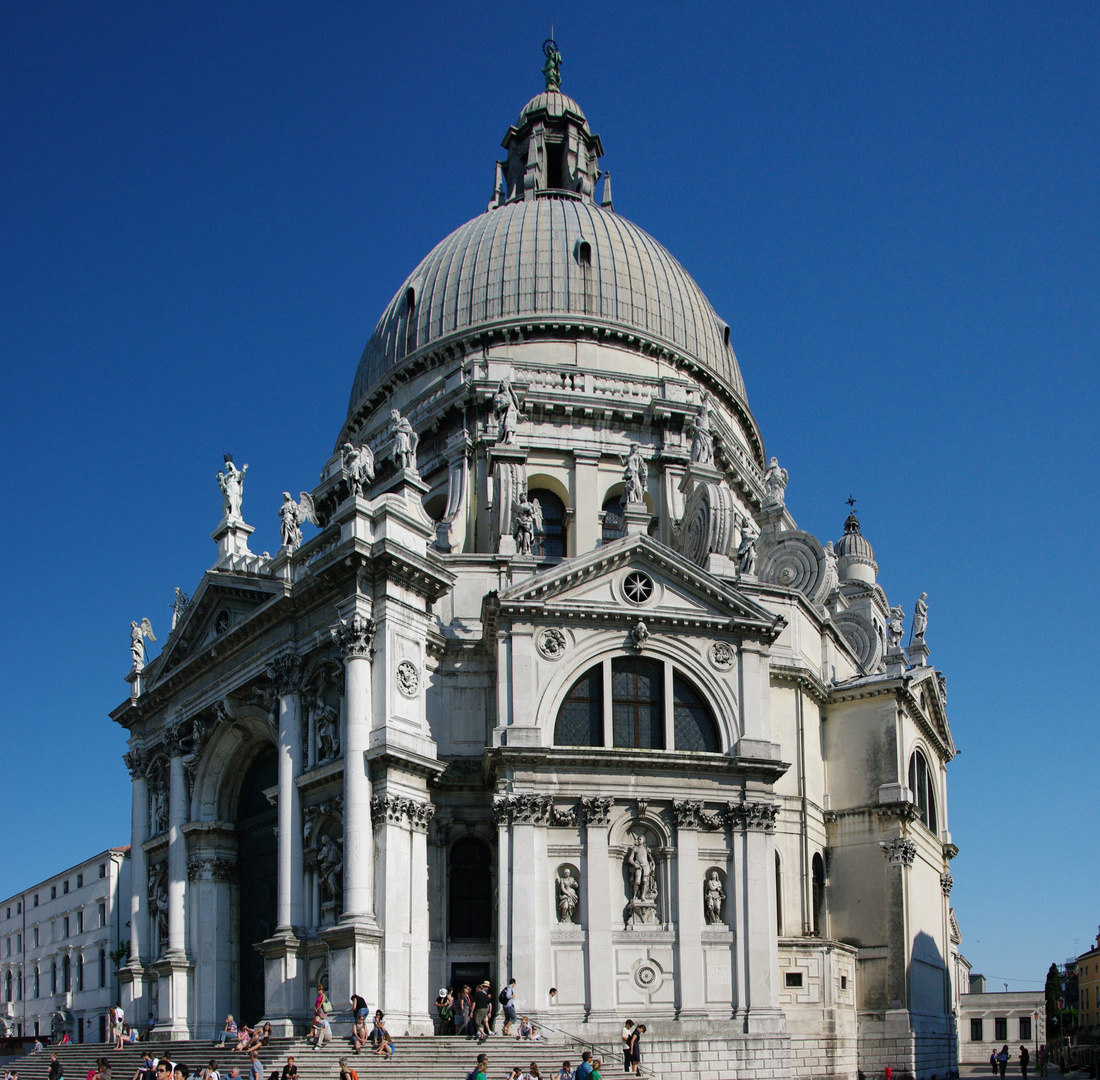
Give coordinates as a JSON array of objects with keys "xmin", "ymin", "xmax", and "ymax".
[
  {"xmin": 317, "ymin": 833, "xmax": 343, "ymax": 903},
  {"xmin": 556, "ymin": 867, "xmax": 579, "ymax": 923},
  {"xmin": 151, "ymin": 780, "xmax": 168, "ymax": 834},
  {"xmin": 631, "ymin": 620, "xmax": 649, "ymax": 650},
  {"xmin": 216, "ymin": 455, "xmax": 248, "ymax": 521},
  {"xmin": 887, "ymin": 605, "xmax": 905, "ymax": 651},
  {"xmin": 704, "ymin": 870, "xmax": 726, "ymax": 925},
  {"xmin": 823, "ymin": 541, "xmax": 838, "ymax": 588},
  {"xmin": 314, "ymin": 702, "xmax": 339, "ymax": 764},
  {"xmin": 687, "ymin": 394, "xmax": 715, "ymax": 466},
  {"xmin": 736, "ymin": 516, "xmax": 760, "ymax": 576},
  {"xmin": 148, "ymin": 866, "xmax": 168, "ymax": 950},
  {"xmin": 762, "ymin": 456, "xmax": 789, "ymax": 509},
  {"xmin": 912, "ymin": 593, "xmax": 929, "ymax": 641},
  {"xmin": 492, "ymin": 378, "xmax": 522, "ymax": 444},
  {"xmin": 130, "ymin": 618, "xmax": 156, "ymax": 672},
  {"xmin": 542, "ymin": 38, "xmax": 562, "ymax": 91},
  {"xmin": 341, "ymin": 441, "xmax": 375, "ymax": 496},
  {"xmin": 389, "ymin": 409, "xmax": 420, "ymax": 475},
  {"xmin": 626, "ymin": 833, "xmax": 656, "ymax": 902},
  {"xmin": 513, "ymin": 493, "xmax": 543, "ymax": 557},
  {"xmin": 619, "ymin": 443, "xmax": 648, "ymax": 505},
  {"xmin": 170, "ymin": 588, "xmax": 190, "ymax": 631},
  {"xmin": 278, "ymin": 491, "xmax": 318, "ymax": 551}
]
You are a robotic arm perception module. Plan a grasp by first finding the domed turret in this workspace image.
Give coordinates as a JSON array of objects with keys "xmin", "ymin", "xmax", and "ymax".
[{"xmin": 835, "ymin": 508, "xmax": 878, "ymax": 584}]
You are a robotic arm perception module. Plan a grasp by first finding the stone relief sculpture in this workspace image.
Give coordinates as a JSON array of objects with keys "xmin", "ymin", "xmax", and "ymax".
[
  {"xmin": 170, "ymin": 588, "xmax": 190, "ymax": 631},
  {"xmin": 313, "ymin": 702, "xmax": 340, "ymax": 764},
  {"xmin": 278, "ymin": 490, "xmax": 319, "ymax": 551},
  {"xmin": 341, "ymin": 441, "xmax": 375, "ymax": 496},
  {"xmin": 912, "ymin": 593, "xmax": 929, "ymax": 641},
  {"xmin": 389, "ymin": 409, "xmax": 420, "ymax": 475},
  {"xmin": 148, "ymin": 865, "xmax": 168, "ymax": 953},
  {"xmin": 513, "ymin": 492, "xmax": 542, "ymax": 556},
  {"xmin": 619, "ymin": 443, "xmax": 648, "ymax": 505},
  {"xmin": 491, "ymin": 377, "xmax": 522, "ymax": 444},
  {"xmin": 556, "ymin": 867, "xmax": 579, "ymax": 923},
  {"xmin": 151, "ymin": 778, "xmax": 168, "ymax": 835},
  {"xmin": 630, "ymin": 619, "xmax": 649, "ymax": 650},
  {"xmin": 686, "ymin": 394, "xmax": 715, "ymax": 466},
  {"xmin": 130, "ymin": 618, "xmax": 156, "ymax": 671},
  {"xmin": 317, "ymin": 832, "xmax": 343, "ymax": 905},
  {"xmin": 736, "ymin": 516, "xmax": 760, "ymax": 576},
  {"xmin": 762, "ymin": 456, "xmax": 789, "ymax": 509},
  {"xmin": 887, "ymin": 605, "xmax": 906, "ymax": 651},
  {"xmin": 216, "ymin": 454, "xmax": 248, "ymax": 521},
  {"xmin": 704, "ymin": 870, "xmax": 726, "ymax": 925}
]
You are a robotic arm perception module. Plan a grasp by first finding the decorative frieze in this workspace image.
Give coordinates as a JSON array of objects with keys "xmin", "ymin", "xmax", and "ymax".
[
  {"xmin": 332, "ymin": 613, "xmax": 376, "ymax": 659},
  {"xmin": 672, "ymin": 799, "xmax": 724, "ymax": 830},
  {"xmin": 493, "ymin": 793, "xmax": 551, "ymax": 825},
  {"xmin": 371, "ymin": 794, "xmax": 435, "ymax": 831},
  {"xmin": 880, "ymin": 838, "xmax": 917, "ymax": 867},
  {"xmin": 187, "ymin": 855, "xmax": 237, "ymax": 883},
  {"xmin": 728, "ymin": 801, "xmax": 780, "ymax": 832}
]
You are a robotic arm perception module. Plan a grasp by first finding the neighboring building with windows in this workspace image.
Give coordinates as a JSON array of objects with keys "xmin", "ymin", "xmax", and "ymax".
[
  {"xmin": 1075, "ymin": 931, "xmax": 1100, "ymax": 1035},
  {"xmin": 111, "ymin": 50, "xmax": 963, "ymax": 1080},
  {"xmin": 0, "ymin": 848, "xmax": 130, "ymax": 1041},
  {"xmin": 958, "ymin": 977, "xmax": 1044, "ymax": 1062}
]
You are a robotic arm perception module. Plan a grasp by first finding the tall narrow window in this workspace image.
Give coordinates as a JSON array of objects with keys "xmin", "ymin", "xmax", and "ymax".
[
  {"xmin": 98, "ymin": 949, "xmax": 106, "ymax": 989},
  {"xmin": 62, "ymin": 954, "xmax": 71, "ymax": 992},
  {"xmin": 33, "ymin": 967, "xmax": 39, "ymax": 998},
  {"xmin": 612, "ymin": 657, "xmax": 664, "ymax": 749},
  {"xmin": 775, "ymin": 851, "xmax": 783, "ymax": 936},
  {"xmin": 50, "ymin": 960, "xmax": 56, "ymax": 994},
  {"xmin": 448, "ymin": 839, "xmax": 492, "ymax": 940},
  {"xmin": 555, "ymin": 666, "xmax": 603, "ymax": 747},
  {"xmin": 76, "ymin": 954, "xmax": 84, "ymax": 992},
  {"xmin": 908, "ymin": 749, "xmax": 938, "ymax": 832},
  {"xmin": 811, "ymin": 853, "xmax": 826, "ymax": 937},
  {"xmin": 4, "ymin": 970, "xmax": 10, "ymax": 1002},
  {"xmin": 404, "ymin": 287, "xmax": 417, "ymax": 357},
  {"xmin": 545, "ymin": 141, "xmax": 565, "ymax": 188},
  {"xmin": 601, "ymin": 494, "xmax": 624, "ymax": 544}
]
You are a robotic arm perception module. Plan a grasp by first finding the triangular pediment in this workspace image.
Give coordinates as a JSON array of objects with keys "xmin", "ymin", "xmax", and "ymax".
[
  {"xmin": 490, "ymin": 534, "xmax": 784, "ymax": 638},
  {"xmin": 905, "ymin": 665, "xmax": 956, "ymax": 759}
]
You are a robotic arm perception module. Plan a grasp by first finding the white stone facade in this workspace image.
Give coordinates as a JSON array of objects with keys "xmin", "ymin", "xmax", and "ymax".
[
  {"xmin": 958, "ymin": 990, "xmax": 1045, "ymax": 1063},
  {"xmin": 111, "ymin": 63, "xmax": 964, "ymax": 1080},
  {"xmin": 0, "ymin": 848, "xmax": 130, "ymax": 1041}
]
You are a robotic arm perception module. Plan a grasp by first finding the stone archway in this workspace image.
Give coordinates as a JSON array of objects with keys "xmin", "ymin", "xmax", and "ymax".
[{"xmin": 235, "ymin": 746, "xmax": 277, "ymax": 1024}]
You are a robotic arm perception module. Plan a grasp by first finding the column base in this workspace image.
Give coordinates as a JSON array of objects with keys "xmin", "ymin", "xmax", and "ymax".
[
  {"xmin": 151, "ymin": 952, "xmax": 194, "ymax": 1039},
  {"xmin": 321, "ymin": 920, "xmax": 384, "ymax": 1013},
  {"xmin": 257, "ymin": 932, "xmax": 310, "ymax": 1033}
]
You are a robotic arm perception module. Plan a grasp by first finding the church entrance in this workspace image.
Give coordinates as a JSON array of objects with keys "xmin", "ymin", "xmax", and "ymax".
[{"xmin": 235, "ymin": 746, "xmax": 277, "ymax": 1025}]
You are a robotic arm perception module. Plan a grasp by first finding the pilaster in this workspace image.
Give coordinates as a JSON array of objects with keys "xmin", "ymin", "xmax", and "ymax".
[
  {"xmin": 672, "ymin": 808, "xmax": 706, "ymax": 1018},
  {"xmin": 580, "ymin": 797, "xmax": 616, "ymax": 1021},
  {"xmin": 571, "ymin": 448, "xmax": 601, "ymax": 554}
]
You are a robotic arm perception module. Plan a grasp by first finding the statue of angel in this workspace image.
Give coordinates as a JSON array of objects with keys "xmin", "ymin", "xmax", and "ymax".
[
  {"xmin": 513, "ymin": 493, "xmax": 543, "ymax": 556},
  {"xmin": 130, "ymin": 618, "xmax": 156, "ymax": 671},
  {"xmin": 279, "ymin": 491, "xmax": 318, "ymax": 551},
  {"xmin": 390, "ymin": 409, "xmax": 420, "ymax": 475},
  {"xmin": 491, "ymin": 378, "xmax": 522, "ymax": 444},
  {"xmin": 619, "ymin": 443, "xmax": 648, "ymax": 505},
  {"xmin": 170, "ymin": 588, "xmax": 190, "ymax": 631},
  {"xmin": 341, "ymin": 441, "xmax": 375, "ymax": 496},
  {"xmin": 762, "ymin": 456, "xmax": 789, "ymax": 509},
  {"xmin": 736, "ymin": 516, "xmax": 760, "ymax": 576},
  {"xmin": 216, "ymin": 455, "xmax": 248, "ymax": 521},
  {"xmin": 687, "ymin": 394, "xmax": 715, "ymax": 466},
  {"xmin": 887, "ymin": 605, "xmax": 906, "ymax": 651}
]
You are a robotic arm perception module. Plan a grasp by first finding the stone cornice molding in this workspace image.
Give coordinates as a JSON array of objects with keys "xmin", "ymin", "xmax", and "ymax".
[
  {"xmin": 266, "ymin": 652, "xmax": 304, "ymax": 696},
  {"xmin": 880, "ymin": 838, "xmax": 917, "ymax": 867},
  {"xmin": 331, "ymin": 613, "xmax": 376, "ymax": 660},
  {"xmin": 371, "ymin": 794, "xmax": 435, "ymax": 831},
  {"xmin": 769, "ymin": 662, "xmax": 831, "ymax": 704}
]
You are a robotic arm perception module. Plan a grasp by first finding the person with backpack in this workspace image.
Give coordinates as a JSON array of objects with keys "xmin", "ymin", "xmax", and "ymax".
[
  {"xmin": 434, "ymin": 987, "xmax": 454, "ymax": 1035},
  {"xmin": 573, "ymin": 1052, "xmax": 593, "ymax": 1080},
  {"xmin": 465, "ymin": 1053, "xmax": 488, "ymax": 1080},
  {"xmin": 500, "ymin": 979, "xmax": 517, "ymax": 1036}
]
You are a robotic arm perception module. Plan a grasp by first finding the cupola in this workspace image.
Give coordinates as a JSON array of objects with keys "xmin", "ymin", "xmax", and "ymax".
[{"xmin": 835, "ymin": 508, "xmax": 878, "ymax": 584}]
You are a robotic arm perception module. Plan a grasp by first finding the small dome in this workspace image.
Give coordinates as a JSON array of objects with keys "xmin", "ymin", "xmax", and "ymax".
[
  {"xmin": 515, "ymin": 90, "xmax": 590, "ymax": 133},
  {"xmin": 836, "ymin": 510, "xmax": 878, "ymax": 583}
]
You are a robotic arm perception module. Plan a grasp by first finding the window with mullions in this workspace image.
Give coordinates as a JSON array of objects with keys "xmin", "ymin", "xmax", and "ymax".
[
  {"xmin": 555, "ymin": 666, "xmax": 602, "ymax": 747},
  {"xmin": 612, "ymin": 658, "xmax": 664, "ymax": 749},
  {"xmin": 673, "ymin": 675, "xmax": 720, "ymax": 752},
  {"xmin": 908, "ymin": 749, "xmax": 938, "ymax": 832}
]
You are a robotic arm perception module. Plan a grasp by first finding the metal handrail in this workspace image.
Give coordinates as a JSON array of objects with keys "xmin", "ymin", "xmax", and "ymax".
[{"xmin": 519, "ymin": 1019, "xmax": 656, "ymax": 1079}]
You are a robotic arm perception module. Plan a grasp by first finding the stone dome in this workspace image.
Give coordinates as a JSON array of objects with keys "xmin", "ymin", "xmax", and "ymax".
[
  {"xmin": 347, "ymin": 193, "xmax": 748, "ymax": 418},
  {"xmin": 835, "ymin": 510, "xmax": 878, "ymax": 583},
  {"xmin": 515, "ymin": 89, "xmax": 590, "ymax": 132}
]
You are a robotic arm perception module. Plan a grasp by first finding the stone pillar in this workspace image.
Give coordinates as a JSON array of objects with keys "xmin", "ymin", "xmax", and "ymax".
[
  {"xmin": 572, "ymin": 448, "xmax": 601, "ymax": 554},
  {"xmin": 738, "ymin": 641, "xmax": 775, "ymax": 752},
  {"xmin": 580, "ymin": 797, "xmax": 616, "ymax": 1022},
  {"xmin": 166, "ymin": 745, "xmax": 188, "ymax": 955},
  {"xmin": 408, "ymin": 805, "xmax": 434, "ymax": 1023},
  {"xmin": 267, "ymin": 654, "xmax": 305, "ymax": 933},
  {"xmin": 672, "ymin": 806, "xmax": 706, "ymax": 1018},
  {"xmin": 881, "ymin": 838, "xmax": 916, "ymax": 1012},
  {"xmin": 124, "ymin": 749, "xmax": 149, "ymax": 964}
]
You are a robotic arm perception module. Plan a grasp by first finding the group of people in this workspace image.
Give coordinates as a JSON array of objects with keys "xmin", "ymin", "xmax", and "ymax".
[
  {"xmin": 619, "ymin": 1021, "xmax": 646, "ymax": 1075},
  {"xmin": 990, "ymin": 1044, "xmax": 1040, "ymax": 1079},
  {"xmin": 435, "ymin": 978, "xmax": 549, "ymax": 1044},
  {"xmin": 214, "ymin": 1017, "xmax": 273, "ymax": 1054},
  {"xmin": 304, "ymin": 985, "xmax": 394, "ymax": 1058},
  {"xmin": 466, "ymin": 1050, "xmax": 605, "ymax": 1080}
]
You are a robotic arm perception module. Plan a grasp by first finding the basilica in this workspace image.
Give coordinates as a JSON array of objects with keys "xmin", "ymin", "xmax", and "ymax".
[{"xmin": 113, "ymin": 48, "xmax": 962, "ymax": 1080}]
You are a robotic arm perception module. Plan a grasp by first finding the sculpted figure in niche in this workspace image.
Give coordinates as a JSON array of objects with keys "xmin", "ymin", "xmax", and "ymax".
[
  {"xmin": 686, "ymin": 394, "xmax": 715, "ymax": 466},
  {"xmin": 278, "ymin": 490, "xmax": 318, "ymax": 551},
  {"xmin": 737, "ymin": 516, "xmax": 760, "ymax": 576},
  {"xmin": 130, "ymin": 618, "xmax": 156, "ymax": 671},
  {"xmin": 342, "ymin": 441, "xmax": 375, "ymax": 496},
  {"xmin": 620, "ymin": 443, "xmax": 648, "ymax": 505},
  {"xmin": 912, "ymin": 593, "xmax": 929, "ymax": 641},
  {"xmin": 887, "ymin": 605, "xmax": 906, "ymax": 651},
  {"xmin": 313, "ymin": 702, "xmax": 340, "ymax": 764},
  {"xmin": 626, "ymin": 833, "xmax": 657, "ymax": 902},
  {"xmin": 762, "ymin": 456, "xmax": 789, "ymax": 509},
  {"xmin": 513, "ymin": 493, "xmax": 543, "ymax": 557},
  {"xmin": 317, "ymin": 833, "xmax": 343, "ymax": 903},
  {"xmin": 151, "ymin": 780, "xmax": 168, "ymax": 834},
  {"xmin": 556, "ymin": 867, "xmax": 579, "ymax": 923},
  {"xmin": 217, "ymin": 454, "xmax": 248, "ymax": 520},
  {"xmin": 492, "ymin": 378, "xmax": 522, "ymax": 444},
  {"xmin": 389, "ymin": 410, "xmax": 420, "ymax": 475},
  {"xmin": 704, "ymin": 870, "xmax": 726, "ymax": 925}
]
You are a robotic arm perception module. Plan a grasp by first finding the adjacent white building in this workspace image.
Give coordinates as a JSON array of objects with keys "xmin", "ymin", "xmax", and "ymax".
[
  {"xmin": 958, "ymin": 978, "xmax": 1045, "ymax": 1063},
  {"xmin": 112, "ymin": 48, "xmax": 965, "ymax": 1080},
  {"xmin": 0, "ymin": 848, "xmax": 131, "ymax": 1042}
]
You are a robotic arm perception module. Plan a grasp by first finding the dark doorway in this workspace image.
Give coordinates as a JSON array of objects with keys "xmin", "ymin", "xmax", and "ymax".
[
  {"xmin": 236, "ymin": 747, "xmax": 277, "ymax": 1024},
  {"xmin": 450, "ymin": 962, "xmax": 491, "ymax": 996},
  {"xmin": 448, "ymin": 838, "xmax": 493, "ymax": 940}
]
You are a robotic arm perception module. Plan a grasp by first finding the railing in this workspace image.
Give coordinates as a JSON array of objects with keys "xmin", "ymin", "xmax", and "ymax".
[{"xmin": 526, "ymin": 1018, "xmax": 657, "ymax": 1079}]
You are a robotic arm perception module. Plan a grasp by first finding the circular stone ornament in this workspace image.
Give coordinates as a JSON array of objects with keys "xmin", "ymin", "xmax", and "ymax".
[
  {"xmin": 537, "ymin": 627, "xmax": 568, "ymax": 661},
  {"xmin": 633, "ymin": 961, "xmax": 660, "ymax": 991},
  {"xmin": 709, "ymin": 641, "xmax": 735, "ymax": 670},
  {"xmin": 396, "ymin": 659, "xmax": 420, "ymax": 698},
  {"xmin": 622, "ymin": 570, "xmax": 654, "ymax": 605}
]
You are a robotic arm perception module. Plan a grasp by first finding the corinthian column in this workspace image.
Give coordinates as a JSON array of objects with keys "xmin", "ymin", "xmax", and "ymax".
[
  {"xmin": 332, "ymin": 613, "xmax": 376, "ymax": 921},
  {"xmin": 267, "ymin": 653, "xmax": 306, "ymax": 933},
  {"xmin": 164, "ymin": 728, "xmax": 190, "ymax": 956},
  {"xmin": 124, "ymin": 748, "xmax": 149, "ymax": 963}
]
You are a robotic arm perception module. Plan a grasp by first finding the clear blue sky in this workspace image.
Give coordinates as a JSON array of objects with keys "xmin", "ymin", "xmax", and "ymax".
[{"xmin": 2, "ymin": 2, "xmax": 1097, "ymax": 987}]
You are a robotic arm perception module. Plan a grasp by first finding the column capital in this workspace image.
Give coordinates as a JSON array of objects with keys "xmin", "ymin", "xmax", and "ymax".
[
  {"xmin": 371, "ymin": 794, "xmax": 436, "ymax": 832},
  {"xmin": 164, "ymin": 721, "xmax": 186, "ymax": 758},
  {"xmin": 881, "ymin": 838, "xmax": 917, "ymax": 867},
  {"xmin": 579, "ymin": 796, "xmax": 614, "ymax": 827},
  {"xmin": 725, "ymin": 800, "xmax": 779, "ymax": 832},
  {"xmin": 266, "ymin": 652, "xmax": 304, "ymax": 695},
  {"xmin": 123, "ymin": 746, "xmax": 149, "ymax": 780},
  {"xmin": 332, "ymin": 613, "xmax": 376, "ymax": 660},
  {"xmin": 187, "ymin": 855, "xmax": 237, "ymax": 883},
  {"xmin": 672, "ymin": 799, "xmax": 724, "ymax": 830}
]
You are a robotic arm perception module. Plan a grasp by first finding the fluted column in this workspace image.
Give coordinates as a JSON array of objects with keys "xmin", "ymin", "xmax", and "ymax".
[
  {"xmin": 124, "ymin": 748, "xmax": 149, "ymax": 963},
  {"xmin": 332, "ymin": 613, "xmax": 376, "ymax": 921},
  {"xmin": 165, "ymin": 729, "xmax": 189, "ymax": 956},
  {"xmin": 267, "ymin": 653, "xmax": 306, "ymax": 933}
]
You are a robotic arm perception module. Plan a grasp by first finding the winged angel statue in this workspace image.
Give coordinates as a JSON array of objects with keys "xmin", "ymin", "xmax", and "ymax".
[
  {"xmin": 279, "ymin": 491, "xmax": 319, "ymax": 551},
  {"xmin": 130, "ymin": 618, "xmax": 156, "ymax": 672},
  {"xmin": 513, "ymin": 492, "xmax": 543, "ymax": 557}
]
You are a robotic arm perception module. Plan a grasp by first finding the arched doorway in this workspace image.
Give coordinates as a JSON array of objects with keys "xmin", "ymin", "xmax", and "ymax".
[{"xmin": 236, "ymin": 746, "xmax": 277, "ymax": 1024}]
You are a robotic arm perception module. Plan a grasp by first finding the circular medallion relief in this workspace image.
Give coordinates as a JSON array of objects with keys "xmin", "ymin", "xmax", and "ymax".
[
  {"xmin": 537, "ymin": 627, "xmax": 568, "ymax": 661},
  {"xmin": 709, "ymin": 641, "xmax": 735, "ymax": 670},
  {"xmin": 396, "ymin": 660, "xmax": 420, "ymax": 698},
  {"xmin": 633, "ymin": 962, "xmax": 659, "ymax": 990},
  {"xmin": 622, "ymin": 570, "xmax": 654, "ymax": 605}
]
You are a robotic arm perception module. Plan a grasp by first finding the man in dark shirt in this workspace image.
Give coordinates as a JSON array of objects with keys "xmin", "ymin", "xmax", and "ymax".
[
  {"xmin": 48, "ymin": 1056, "xmax": 63, "ymax": 1080},
  {"xmin": 473, "ymin": 981, "xmax": 492, "ymax": 1042}
]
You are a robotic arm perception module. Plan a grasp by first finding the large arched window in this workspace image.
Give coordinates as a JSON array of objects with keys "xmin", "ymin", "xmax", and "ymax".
[
  {"xmin": 908, "ymin": 749, "xmax": 938, "ymax": 832},
  {"xmin": 554, "ymin": 660, "xmax": 721, "ymax": 752},
  {"xmin": 448, "ymin": 838, "xmax": 492, "ymax": 941},
  {"xmin": 528, "ymin": 488, "xmax": 567, "ymax": 558},
  {"xmin": 601, "ymin": 494, "xmax": 624, "ymax": 544}
]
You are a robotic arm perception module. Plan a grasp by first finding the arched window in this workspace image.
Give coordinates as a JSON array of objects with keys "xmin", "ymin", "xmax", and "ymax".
[
  {"xmin": 554, "ymin": 660, "xmax": 721, "ymax": 752},
  {"xmin": 528, "ymin": 488, "xmax": 567, "ymax": 558},
  {"xmin": 811, "ymin": 852, "xmax": 826, "ymax": 937},
  {"xmin": 62, "ymin": 954, "xmax": 71, "ymax": 993},
  {"xmin": 98, "ymin": 949, "xmax": 106, "ymax": 989},
  {"xmin": 601, "ymin": 494, "xmax": 624, "ymax": 544},
  {"xmin": 908, "ymin": 749, "xmax": 938, "ymax": 832},
  {"xmin": 775, "ymin": 851, "xmax": 783, "ymax": 936},
  {"xmin": 448, "ymin": 838, "xmax": 492, "ymax": 940}
]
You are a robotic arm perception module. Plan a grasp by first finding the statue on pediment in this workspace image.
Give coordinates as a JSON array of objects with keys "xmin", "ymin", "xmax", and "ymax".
[
  {"xmin": 912, "ymin": 593, "xmax": 929, "ymax": 641},
  {"xmin": 888, "ymin": 605, "xmax": 906, "ymax": 651},
  {"xmin": 492, "ymin": 378, "xmax": 522, "ymax": 444},
  {"xmin": 389, "ymin": 410, "xmax": 420, "ymax": 475},
  {"xmin": 687, "ymin": 394, "xmax": 715, "ymax": 466},
  {"xmin": 130, "ymin": 618, "xmax": 156, "ymax": 672},
  {"xmin": 216, "ymin": 454, "xmax": 248, "ymax": 521},
  {"xmin": 278, "ymin": 491, "xmax": 318, "ymax": 551},
  {"xmin": 762, "ymin": 456, "xmax": 789, "ymax": 509},
  {"xmin": 170, "ymin": 588, "xmax": 190, "ymax": 631},
  {"xmin": 737, "ymin": 516, "xmax": 759, "ymax": 576}
]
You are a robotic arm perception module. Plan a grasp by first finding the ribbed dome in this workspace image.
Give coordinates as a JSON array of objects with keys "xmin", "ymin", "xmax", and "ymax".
[
  {"xmin": 835, "ymin": 511, "xmax": 876, "ymax": 561},
  {"xmin": 516, "ymin": 89, "xmax": 590, "ymax": 132},
  {"xmin": 347, "ymin": 194, "xmax": 747, "ymax": 416}
]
